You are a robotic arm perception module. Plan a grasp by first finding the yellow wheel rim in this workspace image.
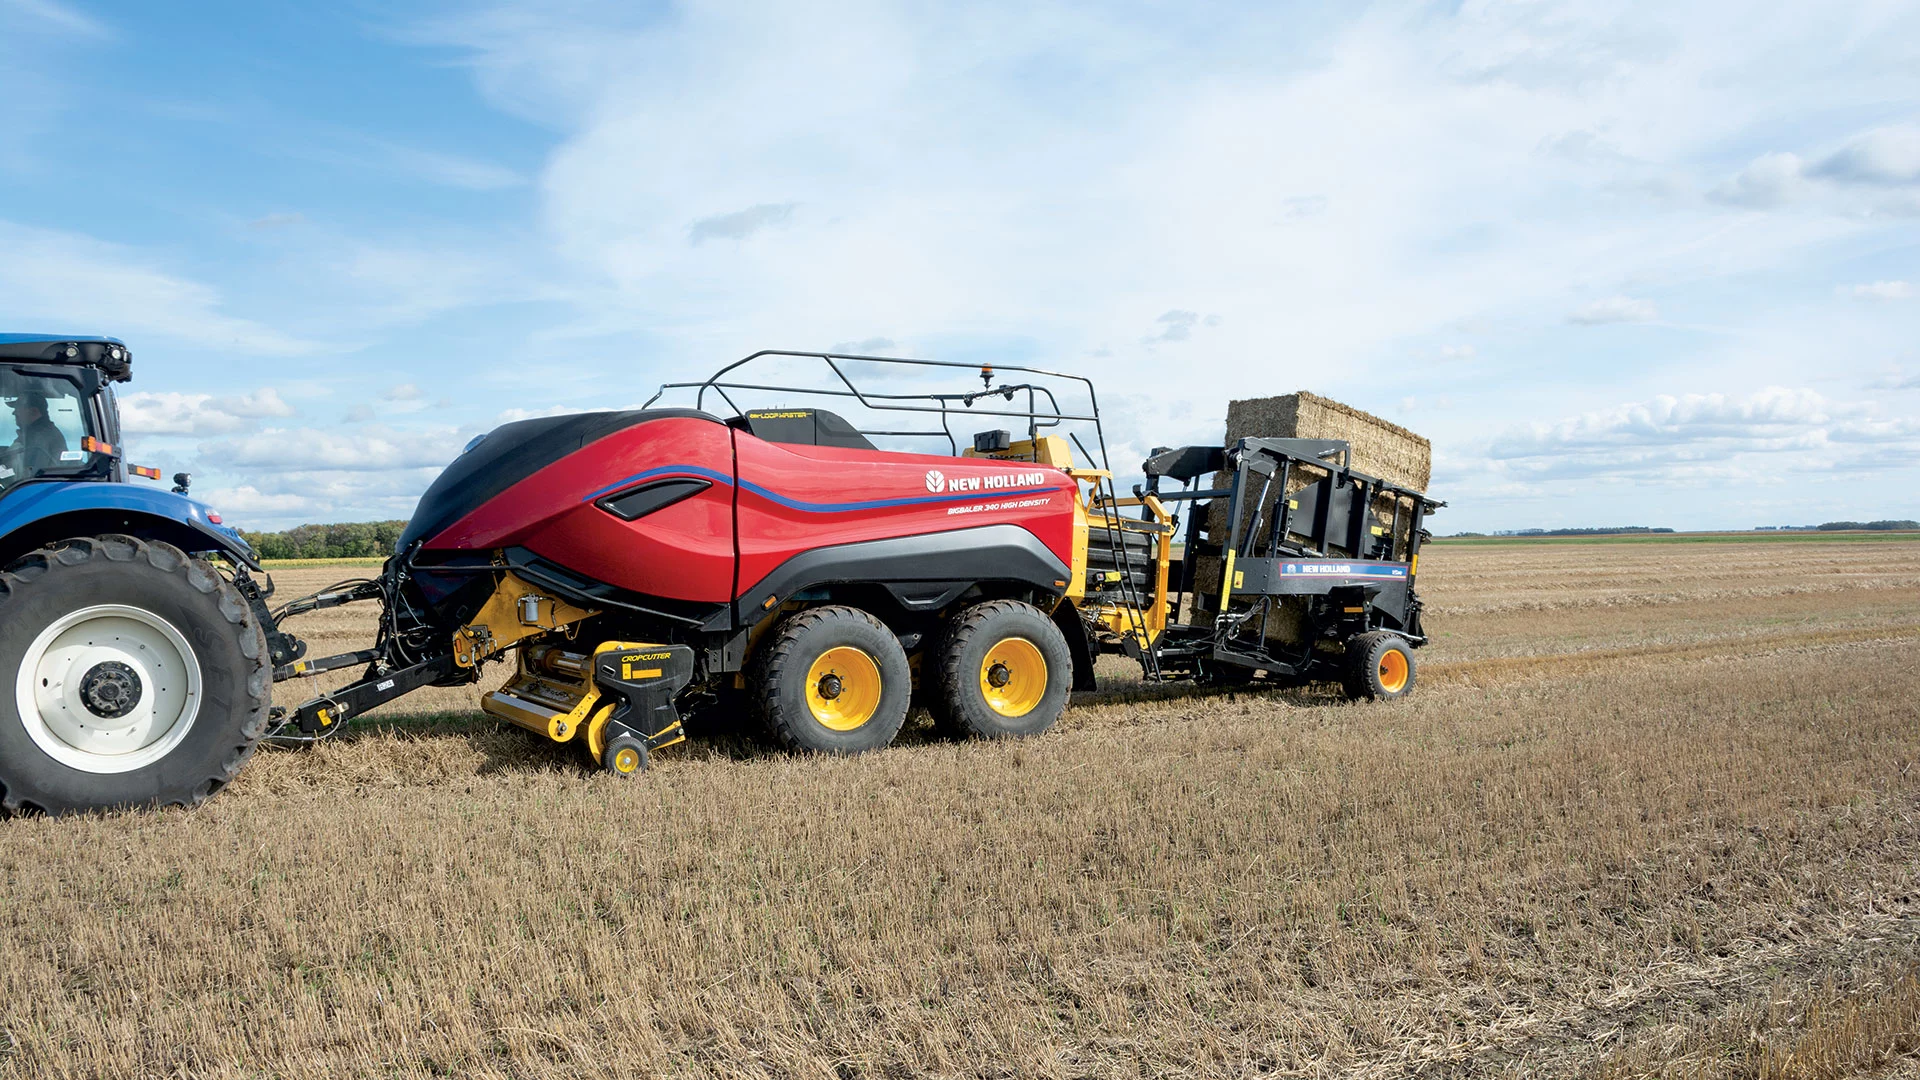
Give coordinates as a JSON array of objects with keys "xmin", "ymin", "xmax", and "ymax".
[
  {"xmin": 612, "ymin": 746, "xmax": 643, "ymax": 774},
  {"xmin": 806, "ymin": 646, "xmax": 882, "ymax": 731},
  {"xmin": 978, "ymin": 637, "xmax": 1048, "ymax": 718},
  {"xmin": 1377, "ymin": 648, "xmax": 1409, "ymax": 694}
]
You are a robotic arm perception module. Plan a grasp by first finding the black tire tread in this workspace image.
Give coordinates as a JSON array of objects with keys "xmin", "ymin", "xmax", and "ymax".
[
  {"xmin": 1341, "ymin": 630, "xmax": 1416, "ymax": 701},
  {"xmin": 0, "ymin": 535, "xmax": 270, "ymax": 816},
  {"xmin": 752, "ymin": 605, "xmax": 909, "ymax": 754},
  {"xmin": 933, "ymin": 599, "xmax": 1072, "ymax": 740}
]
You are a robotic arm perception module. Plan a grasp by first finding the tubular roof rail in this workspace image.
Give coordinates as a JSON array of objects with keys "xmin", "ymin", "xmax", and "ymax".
[{"xmin": 645, "ymin": 349, "xmax": 1115, "ymax": 472}]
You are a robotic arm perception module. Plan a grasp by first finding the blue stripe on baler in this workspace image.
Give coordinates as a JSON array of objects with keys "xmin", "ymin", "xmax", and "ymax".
[{"xmin": 583, "ymin": 464, "xmax": 1061, "ymax": 514}]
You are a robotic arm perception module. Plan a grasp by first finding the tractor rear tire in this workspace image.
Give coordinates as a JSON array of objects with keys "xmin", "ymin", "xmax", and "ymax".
[
  {"xmin": 752, "ymin": 605, "xmax": 910, "ymax": 755},
  {"xmin": 932, "ymin": 600, "xmax": 1072, "ymax": 740},
  {"xmin": 1341, "ymin": 631, "xmax": 1416, "ymax": 701},
  {"xmin": 0, "ymin": 536, "xmax": 270, "ymax": 816}
]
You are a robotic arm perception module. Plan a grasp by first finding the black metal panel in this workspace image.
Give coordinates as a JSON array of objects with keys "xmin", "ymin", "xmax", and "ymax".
[
  {"xmin": 504, "ymin": 547, "xmax": 732, "ymax": 630},
  {"xmin": 739, "ymin": 408, "xmax": 877, "ymax": 451},
  {"xmin": 287, "ymin": 654, "xmax": 458, "ymax": 734},
  {"xmin": 1143, "ymin": 444, "xmax": 1224, "ymax": 483},
  {"xmin": 733, "ymin": 523, "xmax": 1069, "ymax": 624}
]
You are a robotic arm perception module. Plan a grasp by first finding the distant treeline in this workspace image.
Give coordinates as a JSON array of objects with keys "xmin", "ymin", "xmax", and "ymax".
[
  {"xmin": 1812, "ymin": 520, "xmax": 1920, "ymax": 531},
  {"xmin": 242, "ymin": 521, "xmax": 408, "ymax": 560},
  {"xmin": 1446, "ymin": 526, "xmax": 1675, "ymax": 538}
]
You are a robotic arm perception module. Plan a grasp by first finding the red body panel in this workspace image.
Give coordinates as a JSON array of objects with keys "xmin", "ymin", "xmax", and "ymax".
[
  {"xmin": 427, "ymin": 413, "xmax": 1079, "ymax": 605},
  {"xmin": 427, "ymin": 416, "xmax": 738, "ymax": 602},
  {"xmin": 731, "ymin": 437, "xmax": 1076, "ymax": 595}
]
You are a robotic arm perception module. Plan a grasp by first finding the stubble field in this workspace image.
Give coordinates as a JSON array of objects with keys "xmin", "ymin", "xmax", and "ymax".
[{"xmin": 3, "ymin": 536, "xmax": 1918, "ymax": 1078}]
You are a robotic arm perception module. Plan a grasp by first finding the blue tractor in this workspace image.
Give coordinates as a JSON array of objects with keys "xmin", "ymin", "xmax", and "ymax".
[{"xmin": 0, "ymin": 334, "xmax": 281, "ymax": 815}]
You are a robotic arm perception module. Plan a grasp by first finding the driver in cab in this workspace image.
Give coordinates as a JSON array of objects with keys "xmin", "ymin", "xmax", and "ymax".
[{"xmin": 5, "ymin": 392, "xmax": 68, "ymax": 476}]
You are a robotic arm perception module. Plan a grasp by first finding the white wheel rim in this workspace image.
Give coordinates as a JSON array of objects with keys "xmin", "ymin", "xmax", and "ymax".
[{"xmin": 15, "ymin": 604, "xmax": 204, "ymax": 775}]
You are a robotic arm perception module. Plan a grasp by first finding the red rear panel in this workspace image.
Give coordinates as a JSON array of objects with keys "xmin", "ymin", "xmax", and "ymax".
[
  {"xmin": 732, "ymin": 435, "xmax": 1077, "ymax": 596},
  {"xmin": 427, "ymin": 416, "xmax": 738, "ymax": 603}
]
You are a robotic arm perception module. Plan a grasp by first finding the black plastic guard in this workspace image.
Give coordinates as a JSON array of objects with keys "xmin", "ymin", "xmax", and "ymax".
[{"xmin": 593, "ymin": 644, "xmax": 697, "ymax": 745}]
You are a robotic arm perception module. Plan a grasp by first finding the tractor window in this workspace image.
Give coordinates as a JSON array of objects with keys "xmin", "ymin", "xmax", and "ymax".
[{"xmin": 0, "ymin": 369, "xmax": 96, "ymax": 484}]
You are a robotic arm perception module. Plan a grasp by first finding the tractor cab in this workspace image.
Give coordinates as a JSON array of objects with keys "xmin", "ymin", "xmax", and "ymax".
[{"xmin": 0, "ymin": 335, "xmax": 131, "ymax": 489}]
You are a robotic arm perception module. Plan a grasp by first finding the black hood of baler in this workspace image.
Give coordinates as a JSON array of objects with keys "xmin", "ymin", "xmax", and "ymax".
[{"xmin": 399, "ymin": 408, "xmax": 719, "ymax": 552}]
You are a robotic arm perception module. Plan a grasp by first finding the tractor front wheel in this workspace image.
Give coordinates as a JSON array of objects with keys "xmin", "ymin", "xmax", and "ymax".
[
  {"xmin": 932, "ymin": 600, "xmax": 1072, "ymax": 739},
  {"xmin": 1341, "ymin": 631, "xmax": 1416, "ymax": 701},
  {"xmin": 752, "ymin": 605, "xmax": 910, "ymax": 755},
  {"xmin": 0, "ymin": 536, "xmax": 270, "ymax": 816}
]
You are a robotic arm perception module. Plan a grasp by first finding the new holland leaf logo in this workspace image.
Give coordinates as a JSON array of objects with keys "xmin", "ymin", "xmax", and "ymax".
[{"xmin": 924, "ymin": 469, "xmax": 946, "ymax": 493}]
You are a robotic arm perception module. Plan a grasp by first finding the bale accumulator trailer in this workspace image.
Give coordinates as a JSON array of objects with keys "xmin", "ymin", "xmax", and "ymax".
[{"xmin": 0, "ymin": 345, "xmax": 1440, "ymax": 814}]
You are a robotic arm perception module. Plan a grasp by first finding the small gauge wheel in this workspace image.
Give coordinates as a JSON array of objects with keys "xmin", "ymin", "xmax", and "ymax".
[{"xmin": 603, "ymin": 734, "xmax": 648, "ymax": 777}]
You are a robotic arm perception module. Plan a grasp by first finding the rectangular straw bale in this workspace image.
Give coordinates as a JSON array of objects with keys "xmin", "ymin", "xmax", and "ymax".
[{"xmin": 1225, "ymin": 392, "xmax": 1430, "ymax": 492}]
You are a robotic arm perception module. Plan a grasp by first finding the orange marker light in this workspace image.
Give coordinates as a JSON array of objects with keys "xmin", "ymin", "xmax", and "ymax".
[
  {"xmin": 130, "ymin": 465, "xmax": 162, "ymax": 480},
  {"xmin": 81, "ymin": 436, "xmax": 116, "ymax": 455}
]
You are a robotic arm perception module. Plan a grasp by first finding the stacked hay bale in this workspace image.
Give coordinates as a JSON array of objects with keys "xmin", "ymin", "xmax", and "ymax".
[
  {"xmin": 1227, "ymin": 392, "xmax": 1431, "ymax": 492},
  {"xmin": 1187, "ymin": 393, "xmax": 1432, "ymax": 643}
]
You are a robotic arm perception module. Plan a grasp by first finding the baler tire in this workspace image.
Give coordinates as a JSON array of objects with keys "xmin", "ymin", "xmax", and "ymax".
[
  {"xmin": 932, "ymin": 600, "xmax": 1072, "ymax": 740},
  {"xmin": 752, "ymin": 605, "xmax": 910, "ymax": 755},
  {"xmin": 1341, "ymin": 631, "xmax": 1416, "ymax": 701},
  {"xmin": 0, "ymin": 535, "xmax": 270, "ymax": 816}
]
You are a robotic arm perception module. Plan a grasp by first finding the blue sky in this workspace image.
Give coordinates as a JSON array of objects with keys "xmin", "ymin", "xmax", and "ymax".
[{"xmin": 2, "ymin": 0, "xmax": 1917, "ymax": 533}]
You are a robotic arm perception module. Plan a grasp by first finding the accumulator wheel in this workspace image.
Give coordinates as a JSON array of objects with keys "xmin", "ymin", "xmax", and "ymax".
[
  {"xmin": 932, "ymin": 600, "xmax": 1072, "ymax": 739},
  {"xmin": 0, "ymin": 536, "xmax": 270, "ymax": 816},
  {"xmin": 751, "ymin": 605, "xmax": 910, "ymax": 754},
  {"xmin": 1341, "ymin": 631, "xmax": 1416, "ymax": 701}
]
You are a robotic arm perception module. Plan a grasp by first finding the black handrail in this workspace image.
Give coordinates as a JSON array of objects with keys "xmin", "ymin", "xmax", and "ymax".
[{"xmin": 644, "ymin": 349, "xmax": 1112, "ymax": 473}]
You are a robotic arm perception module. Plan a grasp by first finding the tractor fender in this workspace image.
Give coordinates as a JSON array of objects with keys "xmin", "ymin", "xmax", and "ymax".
[{"xmin": 0, "ymin": 481, "xmax": 261, "ymax": 570}]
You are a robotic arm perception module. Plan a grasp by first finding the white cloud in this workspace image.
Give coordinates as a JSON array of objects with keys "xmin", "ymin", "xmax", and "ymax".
[
  {"xmin": 200, "ymin": 485, "xmax": 321, "ymax": 515},
  {"xmin": 194, "ymin": 469, "xmax": 446, "ymax": 526},
  {"xmin": 493, "ymin": 404, "xmax": 586, "ymax": 423},
  {"xmin": 0, "ymin": 222, "xmax": 320, "ymax": 355},
  {"xmin": 1568, "ymin": 296, "xmax": 1659, "ymax": 325},
  {"xmin": 406, "ymin": 1, "xmax": 1911, "ymax": 400},
  {"xmin": 119, "ymin": 388, "xmax": 295, "ymax": 437},
  {"xmin": 1708, "ymin": 151, "xmax": 1809, "ymax": 208},
  {"xmin": 1812, "ymin": 125, "xmax": 1920, "ymax": 187},
  {"xmin": 384, "ymin": 382, "xmax": 424, "ymax": 401},
  {"xmin": 199, "ymin": 427, "xmax": 461, "ymax": 471},
  {"xmin": 689, "ymin": 203, "xmax": 798, "ymax": 245},
  {"xmin": 829, "ymin": 336, "xmax": 897, "ymax": 354},
  {"xmin": 1705, "ymin": 125, "xmax": 1920, "ymax": 214},
  {"xmin": 1144, "ymin": 310, "xmax": 1199, "ymax": 344},
  {"xmin": 1845, "ymin": 280, "xmax": 1913, "ymax": 300},
  {"xmin": 1477, "ymin": 387, "xmax": 1920, "ymax": 485}
]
